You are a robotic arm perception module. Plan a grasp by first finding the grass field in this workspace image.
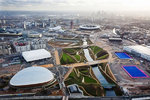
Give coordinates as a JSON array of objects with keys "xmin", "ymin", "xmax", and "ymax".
[
  {"xmin": 60, "ymin": 46, "xmax": 108, "ymax": 64},
  {"xmin": 89, "ymin": 46, "xmax": 109, "ymax": 60},
  {"xmin": 60, "ymin": 53, "xmax": 76, "ymax": 64},
  {"xmin": 74, "ymin": 55, "xmax": 80, "ymax": 61},
  {"xmin": 60, "ymin": 48, "xmax": 86, "ymax": 64},
  {"xmin": 97, "ymin": 54, "xmax": 109, "ymax": 60},
  {"xmin": 90, "ymin": 46, "xmax": 102, "ymax": 55}
]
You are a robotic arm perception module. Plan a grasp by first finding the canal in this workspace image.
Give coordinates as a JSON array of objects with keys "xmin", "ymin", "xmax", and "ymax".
[{"xmin": 83, "ymin": 40, "xmax": 116, "ymax": 96}]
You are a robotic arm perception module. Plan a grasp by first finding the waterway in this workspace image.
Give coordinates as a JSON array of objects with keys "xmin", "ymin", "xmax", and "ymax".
[{"xmin": 83, "ymin": 39, "xmax": 116, "ymax": 96}]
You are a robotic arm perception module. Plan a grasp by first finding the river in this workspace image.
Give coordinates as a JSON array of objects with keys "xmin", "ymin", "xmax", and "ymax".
[{"xmin": 83, "ymin": 39, "xmax": 116, "ymax": 96}]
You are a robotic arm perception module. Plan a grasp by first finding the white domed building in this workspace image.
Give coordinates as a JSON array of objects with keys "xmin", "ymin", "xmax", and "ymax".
[{"xmin": 9, "ymin": 66, "xmax": 55, "ymax": 88}]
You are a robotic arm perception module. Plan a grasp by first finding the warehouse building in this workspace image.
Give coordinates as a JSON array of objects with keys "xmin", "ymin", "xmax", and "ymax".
[
  {"xmin": 22, "ymin": 49, "xmax": 51, "ymax": 62},
  {"xmin": 109, "ymin": 37, "xmax": 122, "ymax": 42}
]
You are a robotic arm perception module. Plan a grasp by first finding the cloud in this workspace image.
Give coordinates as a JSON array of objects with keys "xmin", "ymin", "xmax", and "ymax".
[{"xmin": 0, "ymin": 0, "xmax": 42, "ymax": 6}]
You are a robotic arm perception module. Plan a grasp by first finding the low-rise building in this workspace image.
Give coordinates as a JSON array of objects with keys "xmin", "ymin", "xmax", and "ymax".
[
  {"xmin": 22, "ymin": 49, "xmax": 51, "ymax": 62},
  {"xmin": 0, "ymin": 42, "xmax": 11, "ymax": 55},
  {"xmin": 13, "ymin": 40, "xmax": 31, "ymax": 53},
  {"xmin": 31, "ymin": 39, "xmax": 46, "ymax": 50}
]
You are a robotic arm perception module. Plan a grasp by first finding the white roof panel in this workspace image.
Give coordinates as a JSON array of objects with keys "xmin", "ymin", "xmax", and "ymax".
[
  {"xmin": 22, "ymin": 49, "xmax": 51, "ymax": 62},
  {"xmin": 125, "ymin": 45, "xmax": 150, "ymax": 56},
  {"xmin": 10, "ymin": 66, "xmax": 54, "ymax": 87}
]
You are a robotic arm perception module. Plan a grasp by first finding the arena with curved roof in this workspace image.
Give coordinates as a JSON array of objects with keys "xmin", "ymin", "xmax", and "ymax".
[{"xmin": 9, "ymin": 66, "xmax": 55, "ymax": 88}]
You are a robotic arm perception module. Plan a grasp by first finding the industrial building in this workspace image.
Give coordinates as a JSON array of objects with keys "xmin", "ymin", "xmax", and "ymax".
[
  {"xmin": 109, "ymin": 38, "xmax": 122, "ymax": 42},
  {"xmin": 123, "ymin": 45, "xmax": 150, "ymax": 61},
  {"xmin": 22, "ymin": 49, "xmax": 51, "ymax": 62},
  {"xmin": 9, "ymin": 66, "xmax": 55, "ymax": 88}
]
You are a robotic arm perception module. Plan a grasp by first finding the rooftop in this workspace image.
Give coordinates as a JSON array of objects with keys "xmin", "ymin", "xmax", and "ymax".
[
  {"xmin": 124, "ymin": 45, "xmax": 150, "ymax": 56},
  {"xmin": 22, "ymin": 49, "xmax": 51, "ymax": 62},
  {"xmin": 10, "ymin": 66, "xmax": 54, "ymax": 87}
]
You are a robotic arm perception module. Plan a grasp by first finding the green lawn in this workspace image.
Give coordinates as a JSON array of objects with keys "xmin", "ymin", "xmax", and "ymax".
[
  {"xmin": 84, "ymin": 76, "xmax": 97, "ymax": 83},
  {"xmin": 61, "ymin": 48, "xmax": 86, "ymax": 64},
  {"xmin": 74, "ymin": 55, "xmax": 80, "ymax": 61},
  {"xmin": 90, "ymin": 46, "xmax": 103, "ymax": 55},
  {"xmin": 89, "ymin": 46, "xmax": 109, "ymax": 60},
  {"xmin": 60, "ymin": 53, "xmax": 76, "ymax": 64},
  {"xmin": 79, "ymin": 69, "xmax": 89, "ymax": 75},
  {"xmin": 97, "ymin": 54, "xmax": 109, "ymax": 60}
]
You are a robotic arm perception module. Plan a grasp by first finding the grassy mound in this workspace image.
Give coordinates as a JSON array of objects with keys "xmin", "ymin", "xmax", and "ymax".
[
  {"xmin": 90, "ymin": 46, "xmax": 102, "ymax": 55},
  {"xmin": 60, "ymin": 53, "xmax": 76, "ymax": 64},
  {"xmin": 60, "ymin": 48, "xmax": 86, "ymax": 64},
  {"xmin": 74, "ymin": 55, "xmax": 80, "ymax": 61},
  {"xmin": 89, "ymin": 46, "xmax": 109, "ymax": 60}
]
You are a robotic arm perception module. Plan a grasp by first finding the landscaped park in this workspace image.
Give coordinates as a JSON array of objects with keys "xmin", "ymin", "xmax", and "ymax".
[
  {"xmin": 65, "ymin": 66, "xmax": 105, "ymax": 96},
  {"xmin": 60, "ymin": 48, "xmax": 86, "ymax": 65},
  {"xmin": 60, "ymin": 46, "xmax": 109, "ymax": 65},
  {"xmin": 89, "ymin": 46, "xmax": 109, "ymax": 60},
  {"xmin": 65, "ymin": 65, "xmax": 123, "ymax": 96}
]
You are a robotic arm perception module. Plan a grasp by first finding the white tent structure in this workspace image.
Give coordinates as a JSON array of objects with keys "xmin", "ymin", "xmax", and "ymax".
[
  {"xmin": 123, "ymin": 45, "xmax": 150, "ymax": 61},
  {"xmin": 10, "ymin": 66, "xmax": 55, "ymax": 87},
  {"xmin": 22, "ymin": 49, "xmax": 51, "ymax": 62}
]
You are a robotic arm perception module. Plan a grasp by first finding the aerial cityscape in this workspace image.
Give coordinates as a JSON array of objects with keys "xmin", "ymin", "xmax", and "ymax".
[{"xmin": 0, "ymin": 0, "xmax": 150, "ymax": 100}]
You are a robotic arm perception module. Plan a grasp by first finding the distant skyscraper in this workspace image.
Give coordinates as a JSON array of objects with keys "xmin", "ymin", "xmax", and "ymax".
[
  {"xmin": 34, "ymin": 22, "xmax": 37, "ymax": 27},
  {"xmin": 76, "ymin": 19, "xmax": 79, "ymax": 25},
  {"xmin": 42, "ymin": 22, "xmax": 45, "ymax": 28},
  {"xmin": 0, "ymin": 20, "xmax": 2, "ymax": 26},
  {"xmin": 49, "ymin": 19, "xmax": 51, "ymax": 27},
  {"xmin": 70, "ymin": 20, "xmax": 73, "ymax": 29},
  {"xmin": 23, "ymin": 21, "xmax": 26, "ymax": 30},
  {"xmin": 3, "ymin": 20, "xmax": 6, "ymax": 25},
  {"xmin": 3, "ymin": 16, "xmax": 6, "ymax": 26}
]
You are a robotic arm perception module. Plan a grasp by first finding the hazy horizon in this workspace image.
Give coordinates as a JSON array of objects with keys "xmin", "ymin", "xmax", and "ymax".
[{"xmin": 1, "ymin": 0, "xmax": 150, "ymax": 17}]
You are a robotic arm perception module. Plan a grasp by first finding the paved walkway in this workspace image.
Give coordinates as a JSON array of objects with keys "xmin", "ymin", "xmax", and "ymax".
[
  {"xmin": 64, "ymin": 59, "xmax": 108, "ymax": 67},
  {"xmin": 39, "ymin": 64, "xmax": 54, "ymax": 68},
  {"xmin": 54, "ymin": 50, "xmax": 60, "ymax": 65}
]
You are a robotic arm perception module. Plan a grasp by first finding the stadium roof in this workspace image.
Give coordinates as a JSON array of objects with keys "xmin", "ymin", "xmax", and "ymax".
[
  {"xmin": 125, "ymin": 45, "xmax": 150, "ymax": 56},
  {"xmin": 10, "ymin": 66, "xmax": 54, "ymax": 87},
  {"xmin": 79, "ymin": 25, "xmax": 100, "ymax": 30},
  {"xmin": 49, "ymin": 26, "xmax": 62, "ymax": 31},
  {"xmin": 22, "ymin": 49, "xmax": 51, "ymax": 62}
]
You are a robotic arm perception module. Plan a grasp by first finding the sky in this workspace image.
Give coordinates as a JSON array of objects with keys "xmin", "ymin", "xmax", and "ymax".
[{"xmin": 0, "ymin": 0, "xmax": 150, "ymax": 12}]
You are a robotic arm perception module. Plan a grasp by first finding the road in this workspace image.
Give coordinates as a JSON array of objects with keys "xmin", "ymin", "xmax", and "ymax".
[{"xmin": 54, "ymin": 50, "xmax": 60, "ymax": 65}]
